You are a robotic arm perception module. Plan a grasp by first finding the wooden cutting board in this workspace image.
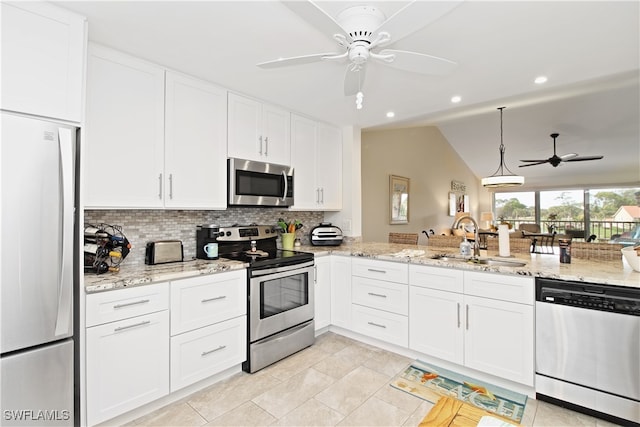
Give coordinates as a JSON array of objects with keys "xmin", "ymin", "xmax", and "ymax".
[{"xmin": 419, "ymin": 396, "xmax": 520, "ymax": 427}]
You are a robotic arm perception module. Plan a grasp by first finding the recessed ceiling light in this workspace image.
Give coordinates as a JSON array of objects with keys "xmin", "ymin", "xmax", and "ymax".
[
  {"xmin": 534, "ymin": 76, "xmax": 548, "ymax": 84},
  {"xmin": 386, "ymin": 111, "xmax": 395, "ymax": 118},
  {"xmin": 451, "ymin": 95, "xmax": 462, "ymax": 103}
]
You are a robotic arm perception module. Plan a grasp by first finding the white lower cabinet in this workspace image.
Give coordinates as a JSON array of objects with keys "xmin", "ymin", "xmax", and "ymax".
[
  {"xmin": 352, "ymin": 304, "xmax": 409, "ymax": 347},
  {"xmin": 86, "ymin": 287, "xmax": 170, "ymax": 427},
  {"xmin": 169, "ymin": 271, "xmax": 247, "ymax": 392},
  {"xmin": 409, "ymin": 265, "xmax": 534, "ymax": 386},
  {"xmin": 170, "ymin": 316, "xmax": 246, "ymax": 392},
  {"xmin": 330, "ymin": 256, "xmax": 352, "ymax": 329},
  {"xmin": 314, "ymin": 256, "xmax": 331, "ymax": 331}
]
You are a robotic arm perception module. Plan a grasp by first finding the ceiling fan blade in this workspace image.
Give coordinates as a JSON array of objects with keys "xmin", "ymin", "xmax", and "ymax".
[
  {"xmin": 344, "ymin": 64, "xmax": 366, "ymax": 96},
  {"xmin": 520, "ymin": 159, "xmax": 549, "ymax": 163},
  {"xmin": 257, "ymin": 52, "xmax": 342, "ymax": 69},
  {"xmin": 377, "ymin": 49, "xmax": 457, "ymax": 75},
  {"xmin": 374, "ymin": 1, "xmax": 462, "ymax": 45},
  {"xmin": 519, "ymin": 161, "xmax": 549, "ymax": 168},
  {"xmin": 564, "ymin": 155, "xmax": 604, "ymax": 162},
  {"xmin": 560, "ymin": 153, "xmax": 579, "ymax": 160},
  {"xmin": 281, "ymin": 1, "xmax": 351, "ymax": 43}
]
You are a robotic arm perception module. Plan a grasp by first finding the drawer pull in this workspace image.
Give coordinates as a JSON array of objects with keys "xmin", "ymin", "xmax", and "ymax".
[
  {"xmin": 201, "ymin": 345, "xmax": 226, "ymax": 356},
  {"xmin": 367, "ymin": 292, "xmax": 387, "ymax": 298},
  {"xmin": 367, "ymin": 268, "xmax": 386, "ymax": 274},
  {"xmin": 457, "ymin": 303, "xmax": 461, "ymax": 328},
  {"xmin": 367, "ymin": 321, "xmax": 387, "ymax": 329},
  {"xmin": 113, "ymin": 299, "xmax": 150, "ymax": 309},
  {"xmin": 201, "ymin": 296, "xmax": 227, "ymax": 303},
  {"xmin": 466, "ymin": 304, "xmax": 469, "ymax": 330},
  {"xmin": 114, "ymin": 320, "xmax": 150, "ymax": 332}
]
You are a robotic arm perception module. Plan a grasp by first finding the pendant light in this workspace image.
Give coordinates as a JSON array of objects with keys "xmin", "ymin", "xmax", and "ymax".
[{"xmin": 481, "ymin": 107, "xmax": 525, "ymax": 188}]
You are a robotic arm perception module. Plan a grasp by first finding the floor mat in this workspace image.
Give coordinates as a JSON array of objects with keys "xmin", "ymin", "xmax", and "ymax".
[{"xmin": 391, "ymin": 361, "xmax": 527, "ymax": 424}]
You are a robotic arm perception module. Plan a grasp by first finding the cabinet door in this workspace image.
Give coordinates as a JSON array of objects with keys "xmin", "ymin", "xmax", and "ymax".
[
  {"xmin": 330, "ymin": 256, "xmax": 352, "ymax": 329},
  {"xmin": 314, "ymin": 256, "xmax": 331, "ymax": 331},
  {"xmin": 262, "ymin": 104, "xmax": 291, "ymax": 166},
  {"xmin": 316, "ymin": 124, "xmax": 342, "ymax": 210},
  {"xmin": 165, "ymin": 71, "xmax": 227, "ymax": 209},
  {"xmin": 84, "ymin": 44, "xmax": 165, "ymax": 208},
  {"xmin": 227, "ymin": 93, "xmax": 262, "ymax": 161},
  {"xmin": 86, "ymin": 310, "xmax": 169, "ymax": 426},
  {"xmin": 0, "ymin": 2, "xmax": 85, "ymax": 122},
  {"xmin": 290, "ymin": 113, "xmax": 318, "ymax": 209},
  {"xmin": 409, "ymin": 286, "xmax": 464, "ymax": 364},
  {"xmin": 464, "ymin": 295, "xmax": 534, "ymax": 386}
]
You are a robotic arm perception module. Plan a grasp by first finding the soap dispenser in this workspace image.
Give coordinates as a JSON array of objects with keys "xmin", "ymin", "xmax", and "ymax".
[{"xmin": 460, "ymin": 234, "xmax": 472, "ymax": 257}]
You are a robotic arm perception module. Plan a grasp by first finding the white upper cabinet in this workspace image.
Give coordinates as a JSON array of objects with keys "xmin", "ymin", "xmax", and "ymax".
[
  {"xmin": 85, "ymin": 45, "xmax": 166, "ymax": 208},
  {"xmin": 227, "ymin": 93, "xmax": 290, "ymax": 165},
  {"xmin": 164, "ymin": 71, "xmax": 227, "ymax": 209},
  {"xmin": 290, "ymin": 114, "xmax": 342, "ymax": 210},
  {"xmin": 1, "ymin": 2, "xmax": 85, "ymax": 122},
  {"xmin": 84, "ymin": 45, "xmax": 227, "ymax": 209}
]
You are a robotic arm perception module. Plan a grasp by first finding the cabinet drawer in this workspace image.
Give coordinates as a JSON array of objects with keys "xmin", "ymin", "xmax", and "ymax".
[
  {"xmin": 409, "ymin": 264, "xmax": 464, "ymax": 292},
  {"xmin": 170, "ymin": 316, "xmax": 246, "ymax": 392},
  {"xmin": 352, "ymin": 276, "xmax": 408, "ymax": 315},
  {"xmin": 463, "ymin": 271, "xmax": 534, "ymax": 305},
  {"xmin": 86, "ymin": 283, "xmax": 169, "ymax": 327},
  {"xmin": 170, "ymin": 270, "xmax": 246, "ymax": 336},
  {"xmin": 351, "ymin": 258, "xmax": 408, "ymax": 283},
  {"xmin": 351, "ymin": 304, "xmax": 408, "ymax": 347}
]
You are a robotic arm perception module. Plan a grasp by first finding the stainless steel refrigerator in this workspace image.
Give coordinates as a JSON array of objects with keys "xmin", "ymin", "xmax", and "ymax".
[{"xmin": 1, "ymin": 112, "xmax": 77, "ymax": 426}]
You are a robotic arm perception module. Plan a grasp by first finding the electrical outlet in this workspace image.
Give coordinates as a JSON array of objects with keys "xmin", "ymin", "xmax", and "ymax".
[{"xmin": 343, "ymin": 219, "xmax": 352, "ymax": 232}]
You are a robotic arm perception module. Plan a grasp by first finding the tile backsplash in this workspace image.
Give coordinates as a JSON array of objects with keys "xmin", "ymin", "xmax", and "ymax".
[{"xmin": 85, "ymin": 208, "xmax": 324, "ymax": 267}]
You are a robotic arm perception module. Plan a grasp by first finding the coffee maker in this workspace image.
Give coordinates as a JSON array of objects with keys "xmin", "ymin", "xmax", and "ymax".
[{"xmin": 196, "ymin": 224, "xmax": 221, "ymax": 260}]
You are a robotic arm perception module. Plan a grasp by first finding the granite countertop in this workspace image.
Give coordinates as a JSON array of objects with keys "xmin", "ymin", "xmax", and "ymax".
[{"xmin": 84, "ymin": 242, "xmax": 639, "ymax": 294}]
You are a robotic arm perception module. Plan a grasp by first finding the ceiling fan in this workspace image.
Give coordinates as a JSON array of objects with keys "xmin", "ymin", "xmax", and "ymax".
[
  {"xmin": 519, "ymin": 133, "xmax": 604, "ymax": 168},
  {"xmin": 257, "ymin": 1, "xmax": 461, "ymax": 97}
]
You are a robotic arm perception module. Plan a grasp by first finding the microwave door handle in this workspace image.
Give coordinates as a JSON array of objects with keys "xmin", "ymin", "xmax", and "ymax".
[{"xmin": 281, "ymin": 171, "xmax": 288, "ymax": 201}]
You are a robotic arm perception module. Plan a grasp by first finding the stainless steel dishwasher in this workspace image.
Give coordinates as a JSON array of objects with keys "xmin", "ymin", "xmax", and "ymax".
[{"xmin": 535, "ymin": 277, "xmax": 640, "ymax": 426}]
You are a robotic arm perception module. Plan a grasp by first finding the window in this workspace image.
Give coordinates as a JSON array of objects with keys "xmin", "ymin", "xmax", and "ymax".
[{"xmin": 492, "ymin": 187, "xmax": 639, "ymax": 241}]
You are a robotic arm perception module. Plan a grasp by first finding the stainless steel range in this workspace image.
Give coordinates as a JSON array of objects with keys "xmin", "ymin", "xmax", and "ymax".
[{"xmin": 204, "ymin": 225, "xmax": 315, "ymax": 373}]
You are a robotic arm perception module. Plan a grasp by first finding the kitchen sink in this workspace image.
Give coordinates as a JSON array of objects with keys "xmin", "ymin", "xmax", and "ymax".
[{"xmin": 431, "ymin": 254, "xmax": 527, "ymax": 267}]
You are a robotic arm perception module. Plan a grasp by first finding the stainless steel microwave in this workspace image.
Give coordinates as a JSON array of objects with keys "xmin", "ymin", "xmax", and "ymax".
[{"xmin": 228, "ymin": 158, "xmax": 294, "ymax": 207}]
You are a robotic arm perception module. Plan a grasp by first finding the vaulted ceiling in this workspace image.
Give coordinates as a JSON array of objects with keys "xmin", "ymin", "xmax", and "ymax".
[{"xmin": 55, "ymin": 0, "xmax": 640, "ymax": 189}]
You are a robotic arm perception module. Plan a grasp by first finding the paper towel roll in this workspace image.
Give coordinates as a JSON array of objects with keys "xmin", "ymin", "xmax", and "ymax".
[{"xmin": 498, "ymin": 224, "xmax": 511, "ymax": 257}]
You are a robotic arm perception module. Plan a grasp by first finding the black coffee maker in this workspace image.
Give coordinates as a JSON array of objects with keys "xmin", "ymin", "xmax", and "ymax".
[{"xmin": 196, "ymin": 224, "xmax": 221, "ymax": 260}]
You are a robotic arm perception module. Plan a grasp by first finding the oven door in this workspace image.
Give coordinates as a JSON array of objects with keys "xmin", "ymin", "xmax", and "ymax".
[{"xmin": 249, "ymin": 263, "xmax": 314, "ymax": 342}]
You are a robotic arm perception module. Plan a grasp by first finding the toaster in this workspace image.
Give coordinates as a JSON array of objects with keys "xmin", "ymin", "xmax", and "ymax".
[
  {"xmin": 310, "ymin": 223, "xmax": 343, "ymax": 246},
  {"xmin": 145, "ymin": 240, "xmax": 184, "ymax": 265}
]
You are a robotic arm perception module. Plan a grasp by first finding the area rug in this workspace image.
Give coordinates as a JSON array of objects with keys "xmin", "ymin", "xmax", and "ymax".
[{"xmin": 390, "ymin": 361, "xmax": 527, "ymax": 424}]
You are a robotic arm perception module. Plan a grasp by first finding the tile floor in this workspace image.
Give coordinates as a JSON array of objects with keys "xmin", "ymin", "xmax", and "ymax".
[{"xmin": 124, "ymin": 332, "xmax": 622, "ymax": 427}]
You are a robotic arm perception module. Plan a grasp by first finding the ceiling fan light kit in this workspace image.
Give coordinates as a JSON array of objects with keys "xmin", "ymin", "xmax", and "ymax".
[{"xmin": 482, "ymin": 107, "xmax": 525, "ymax": 188}]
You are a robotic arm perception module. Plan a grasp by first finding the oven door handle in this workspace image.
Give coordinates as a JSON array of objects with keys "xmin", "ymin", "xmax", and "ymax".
[{"xmin": 251, "ymin": 260, "xmax": 315, "ymax": 277}]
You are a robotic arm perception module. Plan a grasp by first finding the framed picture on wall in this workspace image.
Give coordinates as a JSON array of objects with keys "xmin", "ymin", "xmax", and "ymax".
[
  {"xmin": 390, "ymin": 175, "xmax": 409, "ymax": 224},
  {"xmin": 449, "ymin": 192, "xmax": 469, "ymax": 216}
]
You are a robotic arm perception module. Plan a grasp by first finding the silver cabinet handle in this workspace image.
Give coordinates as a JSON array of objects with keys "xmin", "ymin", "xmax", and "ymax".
[
  {"xmin": 457, "ymin": 303, "xmax": 461, "ymax": 328},
  {"xmin": 158, "ymin": 173, "xmax": 163, "ymax": 199},
  {"xmin": 169, "ymin": 173, "xmax": 173, "ymax": 199},
  {"xmin": 314, "ymin": 265, "xmax": 318, "ymax": 284},
  {"xmin": 466, "ymin": 304, "xmax": 469, "ymax": 330},
  {"xmin": 281, "ymin": 171, "xmax": 288, "ymax": 201},
  {"xmin": 264, "ymin": 136, "xmax": 269, "ymax": 156},
  {"xmin": 316, "ymin": 188, "xmax": 320, "ymax": 204},
  {"xmin": 113, "ymin": 299, "xmax": 150, "ymax": 309},
  {"xmin": 367, "ymin": 268, "xmax": 386, "ymax": 274},
  {"xmin": 368, "ymin": 321, "xmax": 387, "ymax": 329},
  {"xmin": 114, "ymin": 320, "xmax": 151, "ymax": 332},
  {"xmin": 368, "ymin": 292, "xmax": 387, "ymax": 298},
  {"xmin": 201, "ymin": 345, "xmax": 226, "ymax": 357},
  {"xmin": 320, "ymin": 187, "xmax": 324, "ymax": 204},
  {"xmin": 258, "ymin": 136, "xmax": 263, "ymax": 155},
  {"xmin": 201, "ymin": 296, "xmax": 226, "ymax": 303}
]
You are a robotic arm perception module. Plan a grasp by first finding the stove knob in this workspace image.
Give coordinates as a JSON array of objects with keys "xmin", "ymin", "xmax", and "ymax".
[
  {"xmin": 265, "ymin": 229, "xmax": 270, "ymax": 234},
  {"xmin": 226, "ymin": 231, "xmax": 232, "ymax": 237}
]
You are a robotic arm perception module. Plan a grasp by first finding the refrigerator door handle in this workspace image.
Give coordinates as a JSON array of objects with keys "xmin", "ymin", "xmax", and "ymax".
[{"xmin": 54, "ymin": 127, "xmax": 74, "ymax": 337}]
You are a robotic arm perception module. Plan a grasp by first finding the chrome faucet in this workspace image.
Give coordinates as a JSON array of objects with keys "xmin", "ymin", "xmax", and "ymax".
[{"xmin": 452, "ymin": 214, "xmax": 481, "ymax": 257}]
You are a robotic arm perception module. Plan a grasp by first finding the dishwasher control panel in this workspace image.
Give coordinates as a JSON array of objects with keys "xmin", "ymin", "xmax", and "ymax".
[{"xmin": 536, "ymin": 278, "xmax": 640, "ymax": 316}]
